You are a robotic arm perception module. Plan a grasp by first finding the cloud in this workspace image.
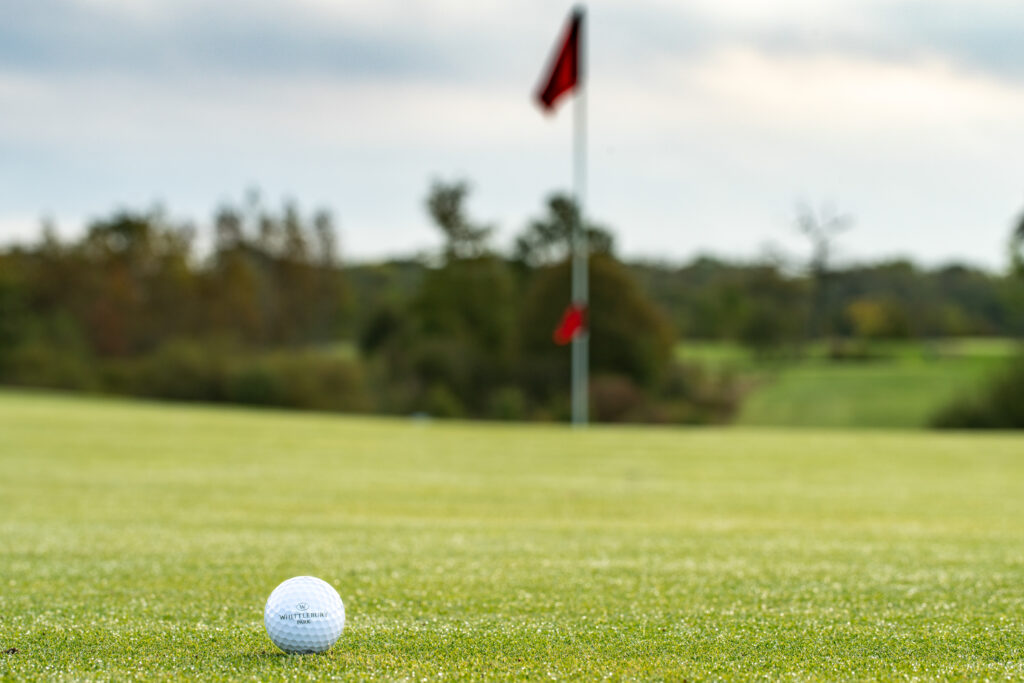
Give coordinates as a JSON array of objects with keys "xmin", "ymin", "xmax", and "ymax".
[
  {"xmin": 623, "ymin": 0, "xmax": 1024, "ymax": 89},
  {"xmin": 6, "ymin": 0, "xmax": 1024, "ymax": 89},
  {"xmin": 699, "ymin": 0, "xmax": 1024, "ymax": 87},
  {"xmin": 677, "ymin": 48, "xmax": 1024, "ymax": 133},
  {"xmin": 873, "ymin": 0, "xmax": 1024, "ymax": 82},
  {"xmin": 0, "ymin": 0, "xmax": 462, "ymax": 80},
  {"xmin": 3, "ymin": 0, "xmax": 1024, "ymax": 267}
]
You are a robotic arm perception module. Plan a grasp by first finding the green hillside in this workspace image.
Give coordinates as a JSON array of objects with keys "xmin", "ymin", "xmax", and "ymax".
[{"xmin": 680, "ymin": 339, "xmax": 1018, "ymax": 428}]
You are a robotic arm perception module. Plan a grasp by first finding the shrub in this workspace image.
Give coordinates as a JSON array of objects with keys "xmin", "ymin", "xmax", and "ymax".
[
  {"xmin": 931, "ymin": 353, "xmax": 1024, "ymax": 428},
  {"xmin": 591, "ymin": 375, "xmax": 646, "ymax": 422},
  {"xmin": 0, "ymin": 313, "xmax": 99, "ymax": 391},
  {"xmin": 100, "ymin": 341, "xmax": 370, "ymax": 413},
  {"xmin": 225, "ymin": 365, "xmax": 284, "ymax": 406},
  {"xmin": 655, "ymin": 362, "xmax": 743, "ymax": 424},
  {"xmin": 257, "ymin": 354, "xmax": 367, "ymax": 413},
  {"xmin": 130, "ymin": 340, "xmax": 230, "ymax": 402},
  {"xmin": 2, "ymin": 342, "xmax": 99, "ymax": 391},
  {"xmin": 424, "ymin": 383, "xmax": 464, "ymax": 419},
  {"xmin": 487, "ymin": 386, "xmax": 526, "ymax": 421}
]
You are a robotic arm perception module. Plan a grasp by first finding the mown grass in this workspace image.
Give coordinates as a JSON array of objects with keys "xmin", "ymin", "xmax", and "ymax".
[
  {"xmin": 2, "ymin": 390, "xmax": 1024, "ymax": 680},
  {"xmin": 679, "ymin": 338, "xmax": 1019, "ymax": 429}
]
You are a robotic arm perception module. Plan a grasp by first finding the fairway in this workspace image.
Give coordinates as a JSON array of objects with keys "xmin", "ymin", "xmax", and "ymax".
[
  {"xmin": 679, "ymin": 339, "xmax": 1018, "ymax": 429},
  {"xmin": 736, "ymin": 356, "xmax": 1007, "ymax": 429},
  {"xmin": 2, "ymin": 391, "xmax": 1024, "ymax": 680}
]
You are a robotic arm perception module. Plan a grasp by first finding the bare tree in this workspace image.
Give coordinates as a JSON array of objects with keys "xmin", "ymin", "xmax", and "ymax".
[{"xmin": 796, "ymin": 202, "xmax": 853, "ymax": 340}]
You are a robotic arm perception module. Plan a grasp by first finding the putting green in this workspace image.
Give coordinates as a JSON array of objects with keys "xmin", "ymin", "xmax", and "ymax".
[{"xmin": 1, "ymin": 390, "xmax": 1023, "ymax": 679}]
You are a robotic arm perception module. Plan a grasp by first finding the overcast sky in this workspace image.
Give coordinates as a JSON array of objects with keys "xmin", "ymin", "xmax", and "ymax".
[{"xmin": 3, "ymin": 0, "xmax": 1024, "ymax": 269}]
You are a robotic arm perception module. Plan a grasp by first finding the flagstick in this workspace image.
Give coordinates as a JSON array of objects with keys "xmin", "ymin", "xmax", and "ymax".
[{"xmin": 571, "ymin": 6, "xmax": 588, "ymax": 426}]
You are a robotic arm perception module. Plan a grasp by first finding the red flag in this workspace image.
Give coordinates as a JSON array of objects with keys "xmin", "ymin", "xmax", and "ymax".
[
  {"xmin": 535, "ymin": 9, "xmax": 582, "ymax": 112},
  {"xmin": 553, "ymin": 303, "xmax": 587, "ymax": 345}
]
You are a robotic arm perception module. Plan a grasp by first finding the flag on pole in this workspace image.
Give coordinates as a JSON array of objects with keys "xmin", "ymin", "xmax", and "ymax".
[
  {"xmin": 536, "ymin": 7, "xmax": 589, "ymax": 424},
  {"xmin": 535, "ymin": 9, "xmax": 582, "ymax": 112},
  {"xmin": 553, "ymin": 303, "xmax": 587, "ymax": 346}
]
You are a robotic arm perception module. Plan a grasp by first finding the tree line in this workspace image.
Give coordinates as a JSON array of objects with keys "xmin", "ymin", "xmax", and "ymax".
[
  {"xmin": 1, "ymin": 182, "xmax": 1022, "ymax": 423},
  {"xmin": 0, "ymin": 185, "xmax": 730, "ymax": 422}
]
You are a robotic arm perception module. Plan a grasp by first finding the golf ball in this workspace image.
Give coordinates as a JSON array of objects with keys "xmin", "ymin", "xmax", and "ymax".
[{"xmin": 263, "ymin": 576, "xmax": 346, "ymax": 654}]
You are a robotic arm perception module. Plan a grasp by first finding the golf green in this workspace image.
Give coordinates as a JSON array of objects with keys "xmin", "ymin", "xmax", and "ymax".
[{"xmin": 2, "ymin": 390, "xmax": 1022, "ymax": 679}]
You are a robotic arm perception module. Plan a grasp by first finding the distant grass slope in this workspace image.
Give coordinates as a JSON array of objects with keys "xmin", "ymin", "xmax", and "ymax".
[
  {"xmin": 680, "ymin": 339, "xmax": 1018, "ymax": 429},
  {"xmin": 2, "ymin": 390, "xmax": 1024, "ymax": 680}
]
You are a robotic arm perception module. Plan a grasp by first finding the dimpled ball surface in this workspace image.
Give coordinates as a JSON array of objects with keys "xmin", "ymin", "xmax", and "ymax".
[{"xmin": 263, "ymin": 576, "xmax": 346, "ymax": 654}]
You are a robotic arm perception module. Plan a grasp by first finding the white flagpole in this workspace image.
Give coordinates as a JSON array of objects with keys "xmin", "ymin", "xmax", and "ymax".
[{"xmin": 571, "ymin": 6, "xmax": 588, "ymax": 426}]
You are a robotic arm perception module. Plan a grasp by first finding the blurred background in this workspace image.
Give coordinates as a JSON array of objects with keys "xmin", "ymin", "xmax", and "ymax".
[{"xmin": 2, "ymin": 0, "xmax": 1024, "ymax": 429}]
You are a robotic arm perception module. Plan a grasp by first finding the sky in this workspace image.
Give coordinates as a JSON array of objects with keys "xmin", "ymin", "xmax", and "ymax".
[{"xmin": 3, "ymin": 0, "xmax": 1024, "ymax": 269}]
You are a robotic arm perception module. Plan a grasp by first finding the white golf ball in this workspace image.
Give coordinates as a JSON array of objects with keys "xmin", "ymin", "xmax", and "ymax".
[{"xmin": 263, "ymin": 576, "xmax": 346, "ymax": 654}]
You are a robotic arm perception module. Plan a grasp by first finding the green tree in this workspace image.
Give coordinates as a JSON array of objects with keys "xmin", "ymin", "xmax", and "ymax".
[
  {"xmin": 67, "ymin": 210, "xmax": 196, "ymax": 355},
  {"xmin": 206, "ymin": 207, "xmax": 265, "ymax": 345},
  {"xmin": 409, "ymin": 257, "xmax": 517, "ymax": 411},
  {"xmin": 378, "ymin": 180, "xmax": 518, "ymax": 416},
  {"xmin": 514, "ymin": 194, "xmax": 614, "ymax": 267},
  {"xmin": 426, "ymin": 180, "xmax": 493, "ymax": 261},
  {"xmin": 845, "ymin": 298, "xmax": 910, "ymax": 340},
  {"xmin": 735, "ymin": 265, "xmax": 807, "ymax": 356},
  {"xmin": 519, "ymin": 254, "xmax": 674, "ymax": 400},
  {"xmin": 1011, "ymin": 210, "xmax": 1024, "ymax": 277},
  {"xmin": 0, "ymin": 253, "xmax": 28, "ymax": 375},
  {"xmin": 1006, "ymin": 212, "xmax": 1024, "ymax": 339},
  {"xmin": 204, "ymin": 196, "xmax": 349, "ymax": 347}
]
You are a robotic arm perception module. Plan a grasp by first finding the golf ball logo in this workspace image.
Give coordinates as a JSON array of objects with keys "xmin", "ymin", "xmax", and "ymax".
[{"xmin": 264, "ymin": 576, "xmax": 346, "ymax": 654}]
